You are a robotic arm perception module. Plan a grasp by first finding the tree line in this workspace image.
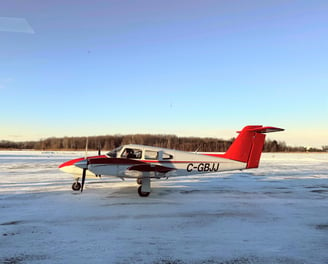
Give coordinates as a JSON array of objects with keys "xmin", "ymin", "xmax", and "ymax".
[{"xmin": 0, "ymin": 134, "xmax": 325, "ymax": 152}]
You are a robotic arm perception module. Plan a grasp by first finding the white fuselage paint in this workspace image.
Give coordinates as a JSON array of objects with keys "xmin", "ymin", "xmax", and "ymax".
[{"xmin": 60, "ymin": 144, "xmax": 246, "ymax": 180}]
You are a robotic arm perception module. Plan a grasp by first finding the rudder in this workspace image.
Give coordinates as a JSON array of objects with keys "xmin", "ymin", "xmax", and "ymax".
[{"xmin": 223, "ymin": 125, "xmax": 284, "ymax": 169}]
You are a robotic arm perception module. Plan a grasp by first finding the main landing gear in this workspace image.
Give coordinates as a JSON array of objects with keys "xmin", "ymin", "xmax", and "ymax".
[
  {"xmin": 137, "ymin": 186, "xmax": 150, "ymax": 197},
  {"xmin": 137, "ymin": 177, "xmax": 151, "ymax": 197}
]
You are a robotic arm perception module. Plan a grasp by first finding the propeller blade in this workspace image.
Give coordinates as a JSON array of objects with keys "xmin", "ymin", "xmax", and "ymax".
[
  {"xmin": 84, "ymin": 137, "xmax": 89, "ymax": 159},
  {"xmin": 81, "ymin": 168, "xmax": 87, "ymax": 192},
  {"xmin": 97, "ymin": 144, "xmax": 102, "ymax": 177},
  {"xmin": 98, "ymin": 143, "xmax": 101, "ymax": 156}
]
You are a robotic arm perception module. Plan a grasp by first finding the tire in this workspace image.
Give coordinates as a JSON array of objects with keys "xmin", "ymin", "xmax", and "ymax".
[
  {"xmin": 72, "ymin": 182, "xmax": 81, "ymax": 191},
  {"xmin": 138, "ymin": 186, "xmax": 150, "ymax": 197}
]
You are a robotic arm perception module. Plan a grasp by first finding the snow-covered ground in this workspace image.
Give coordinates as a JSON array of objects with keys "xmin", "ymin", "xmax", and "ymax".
[{"xmin": 0, "ymin": 151, "xmax": 327, "ymax": 264}]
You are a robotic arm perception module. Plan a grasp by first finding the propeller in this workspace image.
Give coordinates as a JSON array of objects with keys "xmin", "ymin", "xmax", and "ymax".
[
  {"xmin": 84, "ymin": 137, "xmax": 89, "ymax": 159},
  {"xmin": 98, "ymin": 142, "xmax": 101, "ymax": 156},
  {"xmin": 78, "ymin": 139, "xmax": 102, "ymax": 192},
  {"xmin": 81, "ymin": 167, "xmax": 87, "ymax": 192},
  {"xmin": 96, "ymin": 143, "xmax": 102, "ymax": 178},
  {"xmin": 81, "ymin": 137, "xmax": 88, "ymax": 192}
]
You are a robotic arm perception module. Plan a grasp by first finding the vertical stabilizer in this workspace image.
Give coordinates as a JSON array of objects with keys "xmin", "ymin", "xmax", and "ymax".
[{"xmin": 222, "ymin": 126, "xmax": 284, "ymax": 168}]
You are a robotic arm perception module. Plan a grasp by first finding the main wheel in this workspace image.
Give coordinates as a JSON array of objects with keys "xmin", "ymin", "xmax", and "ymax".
[
  {"xmin": 138, "ymin": 186, "xmax": 150, "ymax": 197},
  {"xmin": 72, "ymin": 182, "xmax": 81, "ymax": 191},
  {"xmin": 136, "ymin": 178, "xmax": 142, "ymax": 185}
]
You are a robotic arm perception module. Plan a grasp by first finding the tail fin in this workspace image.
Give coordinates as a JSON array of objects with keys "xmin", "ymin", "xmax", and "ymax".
[{"xmin": 223, "ymin": 125, "xmax": 284, "ymax": 168}]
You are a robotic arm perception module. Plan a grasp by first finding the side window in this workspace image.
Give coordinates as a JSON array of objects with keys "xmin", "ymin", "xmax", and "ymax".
[
  {"xmin": 145, "ymin": 150, "xmax": 158, "ymax": 160},
  {"xmin": 121, "ymin": 148, "xmax": 142, "ymax": 159},
  {"xmin": 162, "ymin": 153, "xmax": 173, "ymax": 160}
]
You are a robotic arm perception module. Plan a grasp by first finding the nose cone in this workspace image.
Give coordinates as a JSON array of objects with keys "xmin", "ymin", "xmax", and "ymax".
[
  {"xmin": 58, "ymin": 157, "xmax": 86, "ymax": 174},
  {"xmin": 58, "ymin": 157, "xmax": 85, "ymax": 169},
  {"xmin": 59, "ymin": 155, "xmax": 106, "ymax": 175}
]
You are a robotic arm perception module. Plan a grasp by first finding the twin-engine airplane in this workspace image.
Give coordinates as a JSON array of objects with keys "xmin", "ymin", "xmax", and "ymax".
[{"xmin": 59, "ymin": 125, "xmax": 283, "ymax": 197}]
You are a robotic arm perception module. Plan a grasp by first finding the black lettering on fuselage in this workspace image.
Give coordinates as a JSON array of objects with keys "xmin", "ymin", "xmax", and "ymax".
[
  {"xmin": 187, "ymin": 163, "xmax": 194, "ymax": 172},
  {"xmin": 186, "ymin": 163, "xmax": 219, "ymax": 173}
]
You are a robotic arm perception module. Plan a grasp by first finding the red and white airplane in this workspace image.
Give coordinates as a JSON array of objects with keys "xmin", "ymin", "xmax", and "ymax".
[{"xmin": 59, "ymin": 125, "xmax": 283, "ymax": 197}]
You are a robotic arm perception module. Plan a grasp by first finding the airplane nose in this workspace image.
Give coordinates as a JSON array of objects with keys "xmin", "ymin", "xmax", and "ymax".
[
  {"xmin": 75, "ymin": 159, "xmax": 88, "ymax": 169},
  {"xmin": 58, "ymin": 157, "xmax": 84, "ymax": 169}
]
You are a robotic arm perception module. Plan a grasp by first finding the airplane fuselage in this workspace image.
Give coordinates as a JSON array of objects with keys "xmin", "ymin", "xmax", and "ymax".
[{"xmin": 59, "ymin": 144, "xmax": 246, "ymax": 179}]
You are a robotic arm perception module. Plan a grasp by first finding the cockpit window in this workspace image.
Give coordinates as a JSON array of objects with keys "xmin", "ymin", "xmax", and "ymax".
[
  {"xmin": 121, "ymin": 148, "xmax": 142, "ymax": 159},
  {"xmin": 145, "ymin": 150, "xmax": 158, "ymax": 160},
  {"xmin": 106, "ymin": 146, "xmax": 122, "ymax": 158},
  {"xmin": 162, "ymin": 153, "xmax": 173, "ymax": 160}
]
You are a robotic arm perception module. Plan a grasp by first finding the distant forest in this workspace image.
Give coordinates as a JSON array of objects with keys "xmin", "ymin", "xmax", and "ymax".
[{"xmin": 0, "ymin": 134, "xmax": 326, "ymax": 152}]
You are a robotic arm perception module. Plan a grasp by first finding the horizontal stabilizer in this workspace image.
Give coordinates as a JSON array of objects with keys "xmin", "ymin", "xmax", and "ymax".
[{"xmin": 237, "ymin": 126, "xmax": 284, "ymax": 134}]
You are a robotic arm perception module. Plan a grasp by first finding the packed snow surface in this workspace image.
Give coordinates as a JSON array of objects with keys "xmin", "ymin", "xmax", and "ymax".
[{"xmin": 0, "ymin": 152, "xmax": 327, "ymax": 264}]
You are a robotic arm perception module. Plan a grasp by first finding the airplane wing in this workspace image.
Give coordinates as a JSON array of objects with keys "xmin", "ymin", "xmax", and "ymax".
[
  {"xmin": 86, "ymin": 157, "xmax": 175, "ymax": 177},
  {"xmin": 127, "ymin": 164, "xmax": 175, "ymax": 173}
]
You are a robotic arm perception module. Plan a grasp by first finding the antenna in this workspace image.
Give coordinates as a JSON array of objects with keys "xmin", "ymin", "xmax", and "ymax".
[{"xmin": 194, "ymin": 145, "xmax": 201, "ymax": 153}]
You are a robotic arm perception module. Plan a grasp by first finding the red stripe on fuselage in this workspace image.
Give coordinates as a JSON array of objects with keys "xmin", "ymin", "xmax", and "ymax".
[{"xmin": 88, "ymin": 157, "xmax": 146, "ymax": 165}]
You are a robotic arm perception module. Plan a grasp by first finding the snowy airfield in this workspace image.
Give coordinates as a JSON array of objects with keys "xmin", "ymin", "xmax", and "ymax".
[{"xmin": 0, "ymin": 151, "xmax": 327, "ymax": 264}]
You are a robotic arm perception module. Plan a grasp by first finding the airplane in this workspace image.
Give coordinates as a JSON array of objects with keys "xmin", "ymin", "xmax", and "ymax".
[{"xmin": 59, "ymin": 125, "xmax": 284, "ymax": 197}]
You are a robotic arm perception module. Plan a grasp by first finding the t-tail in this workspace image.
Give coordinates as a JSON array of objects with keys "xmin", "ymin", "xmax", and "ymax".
[{"xmin": 222, "ymin": 125, "xmax": 284, "ymax": 168}]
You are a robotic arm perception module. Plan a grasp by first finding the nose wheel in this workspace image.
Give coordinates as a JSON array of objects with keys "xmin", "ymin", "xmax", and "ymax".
[{"xmin": 72, "ymin": 181, "xmax": 81, "ymax": 191}]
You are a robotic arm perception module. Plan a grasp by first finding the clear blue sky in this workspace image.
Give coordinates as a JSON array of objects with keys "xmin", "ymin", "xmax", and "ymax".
[{"xmin": 1, "ymin": 0, "xmax": 327, "ymax": 148}]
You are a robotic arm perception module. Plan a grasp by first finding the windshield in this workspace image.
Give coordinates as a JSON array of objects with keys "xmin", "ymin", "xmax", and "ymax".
[{"xmin": 106, "ymin": 146, "xmax": 123, "ymax": 158}]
